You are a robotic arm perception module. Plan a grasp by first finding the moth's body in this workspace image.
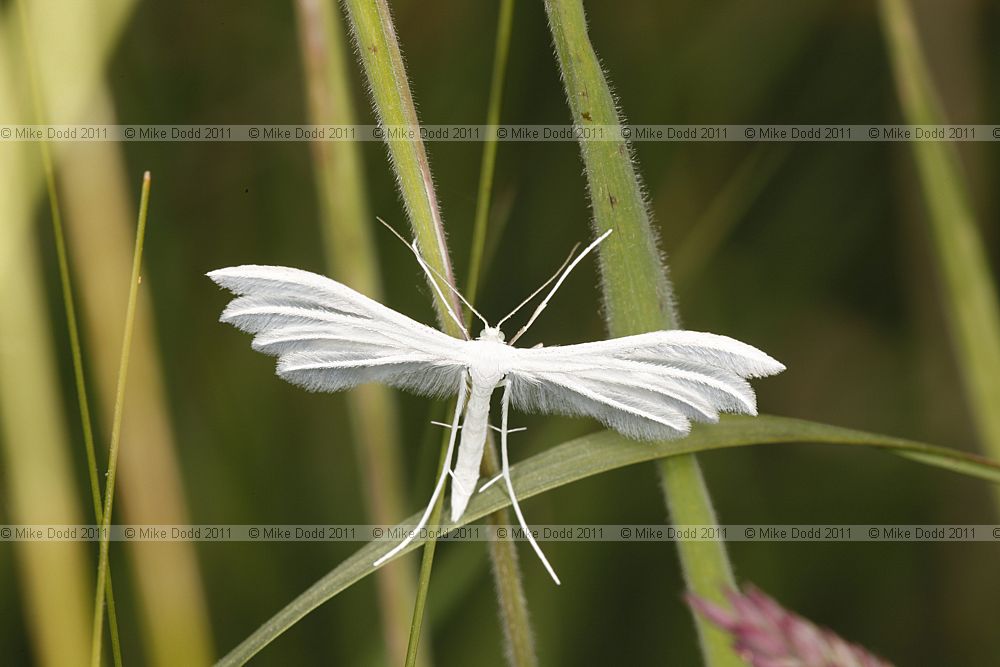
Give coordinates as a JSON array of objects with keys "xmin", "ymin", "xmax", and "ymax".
[
  {"xmin": 452, "ymin": 327, "xmax": 509, "ymax": 521},
  {"xmin": 209, "ymin": 236, "xmax": 784, "ymax": 583}
]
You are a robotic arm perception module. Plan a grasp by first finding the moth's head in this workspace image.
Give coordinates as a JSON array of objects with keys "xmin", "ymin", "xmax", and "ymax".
[{"xmin": 477, "ymin": 326, "xmax": 506, "ymax": 343}]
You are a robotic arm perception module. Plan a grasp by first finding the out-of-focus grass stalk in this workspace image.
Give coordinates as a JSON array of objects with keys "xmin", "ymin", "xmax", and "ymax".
[
  {"xmin": 14, "ymin": 2, "xmax": 122, "ymax": 662},
  {"xmin": 14, "ymin": 2, "xmax": 215, "ymax": 663},
  {"xmin": 91, "ymin": 171, "xmax": 150, "ymax": 667},
  {"xmin": 543, "ymin": 1, "xmax": 742, "ymax": 665},
  {"xmin": 466, "ymin": 0, "xmax": 515, "ymax": 305},
  {"xmin": 0, "ymin": 33, "xmax": 91, "ymax": 665},
  {"xmin": 878, "ymin": 0, "xmax": 1000, "ymax": 467},
  {"xmin": 671, "ymin": 147, "xmax": 786, "ymax": 285},
  {"xmin": 16, "ymin": 0, "xmax": 103, "ymax": 551},
  {"xmin": 16, "ymin": 0, "xmax": 134, "ymax": 121},
  {"xmin": 341, "ymin": 1, "xmax": 536, "ymax": 663},
  {"xmin": 293, "ymin": 1, "xmax": 421, "ymax": 664}
]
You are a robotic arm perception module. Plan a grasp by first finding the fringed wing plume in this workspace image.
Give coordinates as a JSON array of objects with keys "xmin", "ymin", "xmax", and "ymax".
[
  {"xmin": 209, "ymin": 266, "xmax": 784, "ymax": 442},
  {"xmin": 507, "ymin": 330, "xmax": 785, "ymax": 440},
  {"xmin": 208, "ymin": 265, "xmax": 468, "ymax": 397}
]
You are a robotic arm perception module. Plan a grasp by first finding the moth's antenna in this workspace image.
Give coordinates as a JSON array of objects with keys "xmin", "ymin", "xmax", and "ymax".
[
  {"xmin": 376, "ymin": 217, "xmax": 479, "ymax": 338},
  {"xmin": 508, "ymin": 228, "xmax": 613, "ymax": 346},
  {"xmin": 496, "ymin": 242, "xmax": 580, "ymax": 329},
  {"xmin": 411, "ymin": 242, "xmax": 491, "ymax": 331}
]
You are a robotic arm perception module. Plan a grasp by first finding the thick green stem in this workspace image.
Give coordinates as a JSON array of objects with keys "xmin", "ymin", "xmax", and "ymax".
[
  {"xmin": 341, "ymin": 0, "xmax": 463, "ymax": 335},
  {"xmin": 339, "ymin": 2, "xmax": 462, "ymax": 660},
  {"xmin": 657, "ymin": 457, "xmax": 738, "ymax": 663},
  {"xmin": 543, "ymin": 1, "xmax": 742, "ymax": 664}
]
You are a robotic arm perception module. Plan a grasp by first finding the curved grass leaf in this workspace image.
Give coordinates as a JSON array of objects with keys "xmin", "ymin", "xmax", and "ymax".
[{"xmin": 216, "ymin": 415, "xmax": 1000, "ymax": 665}]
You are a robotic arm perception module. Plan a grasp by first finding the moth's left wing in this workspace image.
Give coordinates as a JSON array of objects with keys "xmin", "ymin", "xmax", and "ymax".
[
  {"xmin": 208, "ymin": 265, "xmax": 469, "ymax": 398},
  {"xmin": 506, "ymin": 330, "xmax": 785, "ymax": 440}
]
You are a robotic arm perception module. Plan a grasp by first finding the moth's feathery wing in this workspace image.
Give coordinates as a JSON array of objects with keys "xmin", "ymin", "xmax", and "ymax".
[
  {"xmin": 506, "ymin": 330, "xmax": 785, "ymax": 440},
  {"xmin": 208, "ymin": 265, "xmax": 469, "ymax": 397}
]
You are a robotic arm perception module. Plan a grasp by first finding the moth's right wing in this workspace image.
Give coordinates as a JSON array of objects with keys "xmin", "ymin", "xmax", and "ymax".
[
  {"xmin": 506, "ymin": 330, "xmax": 785, "ymax": 440},
  {"xmin": 208, "ymin": 265, "xmax": 469, "ymax": 397}
]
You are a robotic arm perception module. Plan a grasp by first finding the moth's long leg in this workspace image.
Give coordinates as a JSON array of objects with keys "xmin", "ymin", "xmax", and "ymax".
[
  {"xmin": 499, "ymin": 379, "xmax": 561, "ymax": 585},
  {"xmin": 479, "ymin": 473, "xmax": 502, "ymax": 492},
  {"xmin": 446, "ymin": 469, "xmax": 474, "ymax": 500},
  {"xmin": 374, "ymin": 379, "xmax": 468, "ymax": 568}
]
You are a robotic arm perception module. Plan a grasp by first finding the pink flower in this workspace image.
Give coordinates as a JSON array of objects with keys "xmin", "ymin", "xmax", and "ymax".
[{"xmin": 688, "ymin": 585, "xmax": 893, "ymax": 667}]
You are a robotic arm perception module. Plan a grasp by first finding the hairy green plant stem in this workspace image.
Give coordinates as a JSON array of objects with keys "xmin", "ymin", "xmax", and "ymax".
[
  {"xmin": 91, "ymin": 172, "xmax": 150, "ymax": 667},
  {"xmin": 341, "ymin": 0, "xmax": 462, "ymax": 333},
  {"xmin": 878, "ymin": 0, "xmax": 1000, "ymax": 472},
  {"xmin": 292, "ymin": 1, "xmax": 419, "ymax": 663},
  {"xmin": 340, "ymin": 2, "xmax": 460, "ymax": 660},
  {"xmin": 543, "ymin": 1, "xmax": 742, "ymax": 664},
  {"xmin": 341, "ymin": 1, "xmax": 535, "ymax": 664},
  {"xmin": 15, "ymin": 1, "xmax": 122, "ymax": 662}
]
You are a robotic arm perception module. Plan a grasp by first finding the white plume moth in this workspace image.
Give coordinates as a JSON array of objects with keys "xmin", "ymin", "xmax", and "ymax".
[{"xmin": 208, "ymin": 228, "xmax": 784, "ymax": 584}]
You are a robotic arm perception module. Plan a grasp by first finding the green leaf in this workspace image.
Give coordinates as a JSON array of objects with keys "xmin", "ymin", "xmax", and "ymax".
[{"xmin": 216, "ymin": 415, "xmax": 1000, "ymax": 665}]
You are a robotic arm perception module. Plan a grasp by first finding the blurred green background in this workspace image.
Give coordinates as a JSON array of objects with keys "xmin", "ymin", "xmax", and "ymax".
[{"xmin": 2, "ymin": 0, "xmax": 999, "ymax": 665}]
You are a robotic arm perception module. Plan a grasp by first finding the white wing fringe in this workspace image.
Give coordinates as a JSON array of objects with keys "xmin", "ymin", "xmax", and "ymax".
[
  {"xmin": 208, "ymin": 265, "xmax": 467, "ymax": 398},
  {"xmin": 507, "ymin": 330, "xmax": 785, "ymax": 441}
]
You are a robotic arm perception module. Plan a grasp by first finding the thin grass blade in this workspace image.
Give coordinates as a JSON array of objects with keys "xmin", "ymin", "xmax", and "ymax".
[{"xmin": 91, "ymin": 172, "xmax": 151, "ymax": 667}]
